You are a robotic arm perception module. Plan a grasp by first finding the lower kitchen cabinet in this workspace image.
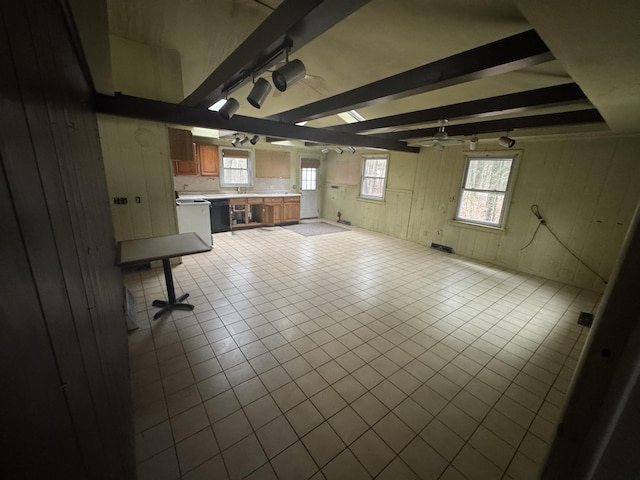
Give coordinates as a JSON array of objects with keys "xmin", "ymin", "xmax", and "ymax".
[
  {"xmin": 229, "ymin": 196, "xmax": 300, "ymax": 230},
  {"xmin": 283, "ymin": 196, "xmax": 301, "ymax": 224}
]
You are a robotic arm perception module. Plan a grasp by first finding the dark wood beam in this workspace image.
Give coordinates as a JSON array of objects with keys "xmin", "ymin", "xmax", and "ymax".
[
  {"xmin": 268, "ymin": 29, "xmax": 554, "ymax": 124},
  {"xmin": 181, "ymin": 0, "xmax": 371, "ymax": 109},
  {"xmin": 328, "ymin": 83, "xmax": 589, "ymax": 134},
  {"xmin": 95, "ymin": 94, "xmax": 419, "ymax": 153},
  {"xmin": 372, "ymin": 109, "xmax": 605, "ymax": 141}
]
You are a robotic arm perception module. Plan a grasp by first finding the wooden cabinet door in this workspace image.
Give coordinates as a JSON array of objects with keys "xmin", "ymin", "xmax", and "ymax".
[
  {"xmin": 198, "ymin": 144, "xmax": 219, "ymax": 176},
  {"xmin": 283, "ymin": 197, "xmax": 300, "ymax": 223},
  {"xmin": 174, "ymin": 160, "xmax": 197, "ymax": 175},
  {"xmin": 168, "ymin": 127, "xmax": 193, "ymax": 161},
  {"xmin": 273, "ymin": 203, "xmax": 283, "ymax": 225}
]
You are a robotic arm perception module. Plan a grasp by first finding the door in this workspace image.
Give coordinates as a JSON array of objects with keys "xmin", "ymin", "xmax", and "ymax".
[{"xmin": 300, "ymin": 155, "xmax": 320, "ymax": 218}]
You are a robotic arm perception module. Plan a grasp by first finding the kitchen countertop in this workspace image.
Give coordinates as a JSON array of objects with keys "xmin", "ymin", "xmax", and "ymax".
[{"xmin": 178, "ymin": 193, "xmax": 301, "ymax": 200}]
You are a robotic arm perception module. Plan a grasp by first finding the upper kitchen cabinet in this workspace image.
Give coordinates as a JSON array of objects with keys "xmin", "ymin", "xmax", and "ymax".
[
  {"xmin": 168, "ymin": 127, "xmax": 193, "ymax": 162},
  {"xmin": 197, "ymin": 144, "xmax": 219, "ymax": 176}
]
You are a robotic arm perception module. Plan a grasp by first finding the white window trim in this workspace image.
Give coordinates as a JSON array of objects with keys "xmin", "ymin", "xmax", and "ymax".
[
  {"xmin": 455, "ymin": 151, "xmax": 520, "ymax": 229},
  {"xmin": 218, "ymin": 147, "xmax": 254, "ymax": 187},
  {"xmin": 360, "ymin": 154, "xmax": 389, "ymax": 201}
]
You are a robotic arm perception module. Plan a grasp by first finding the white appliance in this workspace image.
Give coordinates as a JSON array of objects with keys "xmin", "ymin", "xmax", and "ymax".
[{"xmin": 176, "ymin": 199, "xmax": 212, "ymax": 246}]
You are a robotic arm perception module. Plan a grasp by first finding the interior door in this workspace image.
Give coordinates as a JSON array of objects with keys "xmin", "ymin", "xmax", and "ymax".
[{"xmin": 300, "ymin": 155, "xmax": 320, "ymax": 219}]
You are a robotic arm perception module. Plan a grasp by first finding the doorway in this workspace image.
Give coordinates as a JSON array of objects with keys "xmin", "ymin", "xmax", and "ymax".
[{"xmin": 300, "ymin": 155, "xmax": 320, "ymax": 219}]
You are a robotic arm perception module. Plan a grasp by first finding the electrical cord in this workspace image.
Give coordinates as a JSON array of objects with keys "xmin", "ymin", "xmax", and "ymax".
[{"xmin": 520, "ymin": 204, "xmax": 608, "ymax": 284}]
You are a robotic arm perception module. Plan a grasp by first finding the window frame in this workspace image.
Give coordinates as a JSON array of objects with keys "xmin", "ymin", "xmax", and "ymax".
[
  {"xmin": 218, "ymin": 147, "xmax": 253, "ymax": 187},
  {"xmin": 360, "ymin": 154, "xmax": 389, "ymax": 201},
  {"xmin": 455, "ymin": 152, "xmax": 519, "ymax": 228}
]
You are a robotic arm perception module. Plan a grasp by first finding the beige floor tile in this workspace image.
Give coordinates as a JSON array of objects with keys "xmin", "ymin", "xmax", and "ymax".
[
  {"xmin": 175, "ymin": 427, "xmax": 219, "ymax": 474},
  {"xmin": 302, "ymin": 422, "xmax": 346, "ymax": 467},
  {"xmin": 271, "ymin": 441, "xmax": 319, "ymax": 480},
  {"xmin": 322, "ymin": 449, "xmax": 370, "ymax": 480},
  {"xmin": 222, "ymin": 434, "xmax": 267, "ymax": 480},
  {"xmin": 255, "ymin": 415, "xmax": 298, "ymax": 459}
]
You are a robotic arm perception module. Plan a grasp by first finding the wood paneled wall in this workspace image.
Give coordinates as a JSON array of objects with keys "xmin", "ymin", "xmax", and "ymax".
[
  {"xmin": 0, "ymin": 1, "xmax": 134, "ymax": 478},
  {"xmin": 320, "ymin": 136, "xmax": 640, "ymax": 292}
]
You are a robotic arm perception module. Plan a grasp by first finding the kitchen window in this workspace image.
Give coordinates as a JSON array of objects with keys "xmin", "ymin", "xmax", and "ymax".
[
  {"xmin": 456, "ymin": 154, "xmax": 517, "ymax": 227},
  {"xmin": 360, "ymin": 155, "xmax": 388, "ymax": 200},
  {"xmin": 219, "ymin": 148, "xmax": 252, "ymax": 187}
]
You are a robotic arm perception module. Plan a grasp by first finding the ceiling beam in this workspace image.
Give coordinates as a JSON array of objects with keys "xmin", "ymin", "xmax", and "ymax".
[
  {"xmin": 268, "ymin": 29, "xmax": 554, "ymax": 124},
  {"xmin": 373, "ymin": 109, "xmax": 605, "ymax": 141},
  {"xmin": 327, "ymin": 83, "xmax": 589, "ymax": 134},
  {"xmin": 181, "ymin": 0, "xmax": 371, "ymax": 109},
  {"xmin": 95, "ymin": 93, "xmax": 419, "ymax": 153}
]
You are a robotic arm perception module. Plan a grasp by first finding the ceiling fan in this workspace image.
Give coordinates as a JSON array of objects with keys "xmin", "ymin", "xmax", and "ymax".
[{"xmin": 416, "ymin": 119, "xmax": 465, "ymax": 149}]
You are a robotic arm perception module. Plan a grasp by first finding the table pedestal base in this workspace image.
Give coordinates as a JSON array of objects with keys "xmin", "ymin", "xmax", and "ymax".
[{"xmin": 152, "ymin": 293, "xmax": 194, "ymax": 319}]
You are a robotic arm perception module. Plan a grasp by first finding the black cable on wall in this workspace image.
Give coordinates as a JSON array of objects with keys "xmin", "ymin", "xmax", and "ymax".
[{"xmin": 520, "ymin": 204, "xmax": 608, "ymax": 285}]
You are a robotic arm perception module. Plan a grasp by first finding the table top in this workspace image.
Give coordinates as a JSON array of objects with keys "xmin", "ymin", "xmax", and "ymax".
[{"xmin": 117, "ymin": 232, "xmax": 211, "ymax": 266}]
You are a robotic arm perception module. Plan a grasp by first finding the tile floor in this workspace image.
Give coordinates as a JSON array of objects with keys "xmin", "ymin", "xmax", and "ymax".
[{"xmin": 127, "ymin": 222, "xmax": 598, "ymax": 480}]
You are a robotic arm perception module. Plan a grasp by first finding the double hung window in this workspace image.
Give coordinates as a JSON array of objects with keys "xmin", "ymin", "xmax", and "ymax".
[
  {"xmin": 456, "ymin": 155, "xmax": 516, "ymax": 227},
  {"xmin": 360, "ymin": 155, "xmax": 388, "ymax": 200}
]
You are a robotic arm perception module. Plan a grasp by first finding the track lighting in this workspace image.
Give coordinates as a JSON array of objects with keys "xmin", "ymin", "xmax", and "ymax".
[
  {"xmin": 219, "ymin": 98, "xmax": 239, "ymax": 120},
  {"xmin": 250, "ymin": 135, "xmax": 260, "ymax": 145},
  {"xmin": 272, "ymin": 58, "xmax": 306, "ymax": 92},
  {"xmin": 231, "ymin": 135, "xmax": 240, "ymax": 147},
  {"xmin": 347, "ymin": 146, "xmax": 356, "ymax": 154},
  {"xmin": 498, "ymin": 136, "xmax": 516, "ymax": 148},
  {"xmin": 247, "ymin": 77, "xmax": 272, "ymax": 109},
  {"xmin": 470, "ymin": 136, "xmax": 478, "ymax": 151},
  {"xmin": 321, "ymin": 148, "xmax": 329, "ymax": 154},
  {"xmin": 335, "ymin": 147, "xmax": 344, "ymax": 154},
  {"xmin": 239, "ymin": 135, "xmax": 249, "ymax": 145}
]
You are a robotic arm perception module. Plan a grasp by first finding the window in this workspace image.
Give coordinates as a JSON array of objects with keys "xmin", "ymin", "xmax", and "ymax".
[
  {"xmin": 457, "ymin": 155, "xmax": 516, "ymax": 227},
  {"xmin": 360, "ymin": 155, "xmax": 388, "ymax": 199},
  {"xmin": 301, "ymin": 168, "xmax": 317, "ymax": 190},
  {"xmin": 219, "ymin": 148, "xmax": 252, "ymax": 186}
]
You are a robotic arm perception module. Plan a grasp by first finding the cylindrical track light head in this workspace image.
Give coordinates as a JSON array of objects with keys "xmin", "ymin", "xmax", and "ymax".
[
  {"xmin": 347, "ymin": 146, "xmax": 356, "ymax": 154},
  {"xmin": 239, "ymin": 136, "xmax": 249, "ymax": 145},
  {"xmin": 231, "ymin": 136, "xmax": 240, "ymax": 147},
  {"xmin": 335, "ymin": 147, "xmax": 344, "ymax": 154},
  {"xmin": 219, "ymin": 98, "xmax": 239, "ymax": 120},
  {"xmin": 247, "ymin": 78, "xmax": 272, "ymax": 108},
  {"xmin": 321, "ymin": 148, "xmax": 329, "ymax": 154},
  {"xmin": 272, "ymin": 59, "xmax": 306, "ymax": 92},
  {"xmin": 470, "ymin": 136, "xmax": 478, "ymax": 151},
  {"xmin": 250, "ymin": 135, "xmax": 260, "ymax": 145},
  {"xmin": 498, "ymin": 136, "xmax": 516, "ymax": 148}
]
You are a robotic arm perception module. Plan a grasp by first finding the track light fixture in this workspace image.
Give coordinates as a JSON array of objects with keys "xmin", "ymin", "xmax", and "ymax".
[
  {"xmin": 335, "ymin": 147, "xmax": 344, "ymax": 154},
  {"xmin": 272, "ymin": 48, "xmax": 306, "ymax": 92},
  {"xmin": 247, "ymin": 77, "xmax": 272, "ymax": 109},
  {"xmin": 219, "ymin": 98, "xmax": 239, "ymax": 120},
  {"xmin": 321, "ymin": 148, "xmax": 329, "ymax": 154},
  {"xmin": 231, "ymin": 135, "xmax": 240, "ymax": 147},
  {"xmin": 250, "ymin": 135, "xmax": 260, "ymax": 145},
  {"xmin": 498, "ymin": 136, "xmax": 516, "ymax": 148},
  {"xmin": 470, "ymin": 136, "xmax": 478, "ymax": 151},
  {"xmin": 347, "ymin": 146, "xmax": 356, "ymax": 154},
  {"xmin": 239, "ymin": 135, "xmax": 249, "ymax": 145}
]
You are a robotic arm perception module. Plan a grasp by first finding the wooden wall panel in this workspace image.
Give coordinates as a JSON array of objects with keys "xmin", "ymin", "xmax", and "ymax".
[
  {"xmin": 0, "ymin": 1, "xmax": 134, "ymax": 478},
  {"xmin": 321, "ymin": 136, "xmax": 640, "ymax": 291}
]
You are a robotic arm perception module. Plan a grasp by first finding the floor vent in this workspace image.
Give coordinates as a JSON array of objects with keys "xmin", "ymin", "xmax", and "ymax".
[
  {"xmin": 578, "ymin": 312, "xmax": 594, "ymax": 327},
  {"xmin": 430, "ymin": 243, "xmax": 453, "ymax": 253}
]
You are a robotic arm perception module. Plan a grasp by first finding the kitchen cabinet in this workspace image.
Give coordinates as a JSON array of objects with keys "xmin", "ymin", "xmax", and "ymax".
[
  {"xmin": 170, "ymin": 128, "xmax": 197, "ymax": 175},
  {"xmin": 283, "ymin": 196, "xmax": 301, "ymax": 224},
  {"xmin": 168, "ymin": 127, "xmax": 193, "ymax": 161},
  {"xmin": 230, "ymin": 197, "xmax": 263, "ymax": 229},
  {"xmin": 263, "ymin": 197, "xmax": 283, "ymax": 227},
  {"xmin": 197, "ymin": 144, "xmax": 219, "ymax": 176}
]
